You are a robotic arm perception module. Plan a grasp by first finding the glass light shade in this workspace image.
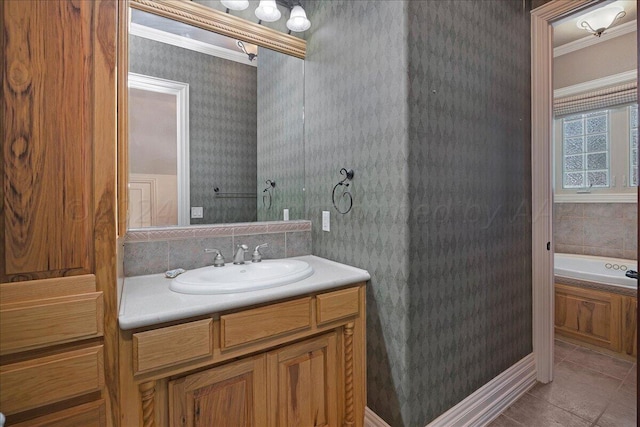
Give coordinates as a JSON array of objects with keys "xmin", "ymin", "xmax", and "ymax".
[
  {"xmin": 286, "ymin": 5, "xmax": 311, "ymax": 32},
  {"xmin": 221, "ymin": 0, "xmax": 249, "ymax": 11},
  {"xmin": 576, "ymin": 5, "xmax": 625, "ymax": 34},
  {"xmin": 255, "ymin": 0, "xmax": 281, "ymax": 22}
]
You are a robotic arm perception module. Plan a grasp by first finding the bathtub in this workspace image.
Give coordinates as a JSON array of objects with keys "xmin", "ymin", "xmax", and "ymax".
[{"xmin": 554, "ymin": 253, "xmax": 637, "ymax": 290}]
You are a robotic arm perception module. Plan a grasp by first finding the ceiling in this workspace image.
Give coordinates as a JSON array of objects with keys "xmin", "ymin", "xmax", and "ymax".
[{"xmin": 553, "ymin": 0, "xmax": 636, "ymax": 47}]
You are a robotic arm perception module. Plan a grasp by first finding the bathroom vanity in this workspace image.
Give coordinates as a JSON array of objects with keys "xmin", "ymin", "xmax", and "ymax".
[{"xmin": 118, "ymin": 256, "xmax": 369, "ymax": 427}]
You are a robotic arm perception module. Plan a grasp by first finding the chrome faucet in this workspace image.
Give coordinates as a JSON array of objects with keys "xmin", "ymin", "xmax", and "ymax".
[
  {"xmin": 204, "ymin": 248, "xmax": 225, "ymax": 267},
  {"xmin": 252, "ymin": 243, "xmax": 268, "ymax": 262},
  {"xmin": 233, "ymin": 244, "xmax": 249, "ymax": 264}
]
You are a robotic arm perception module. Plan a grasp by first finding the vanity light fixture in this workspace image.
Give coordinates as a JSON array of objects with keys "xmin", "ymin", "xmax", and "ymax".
[
  {"xmin": 576, "ymin": 4, "xmax": 626, "ymax": 37},
  {"xmin": 255, "ymin": 0, "xmax": 281, "ymax": 22},
  {"xmin": 220, "ymin": 0, "xmax": 311, "ymax": 33},
  {"xmin": 286, "ymin": 5, "xmax": 311, "ymax": 32},
  {"xmin": 220, "ymin": 0, "xmax": 249, "ymax": 11}
]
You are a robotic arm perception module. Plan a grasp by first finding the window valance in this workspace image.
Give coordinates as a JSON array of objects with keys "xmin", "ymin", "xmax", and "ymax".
[{"xmin": 554, "ymin": 81, "xmax": 637, "ymax": 117}]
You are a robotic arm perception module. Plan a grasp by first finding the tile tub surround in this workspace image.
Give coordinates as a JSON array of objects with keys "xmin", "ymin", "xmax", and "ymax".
[
  {"xmin": 123, "ymin": 221, "xmax": 311, "ymax": 277},
  {"xmin": 554, "ymin": 203, "xmax": 637, "ymax": 260}
]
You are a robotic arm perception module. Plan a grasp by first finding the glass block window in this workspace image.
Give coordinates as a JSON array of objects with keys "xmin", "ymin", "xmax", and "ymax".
[
  {"xmin": 630, "ymin": 104, "xmax": 638, "ymax": 187},
  {"xmin": 562, "ymin": 111, "xmax": 609, "ymax": 189}
]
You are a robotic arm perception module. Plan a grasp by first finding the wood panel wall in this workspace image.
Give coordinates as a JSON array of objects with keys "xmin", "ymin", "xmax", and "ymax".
[{"xmin": 1, "ymin": 0, "xmax": 119, "ymax": 425}]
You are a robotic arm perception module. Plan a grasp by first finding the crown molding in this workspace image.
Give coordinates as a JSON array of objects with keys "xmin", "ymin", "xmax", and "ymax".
[{"xmin": 554, "ymin": 20, "xmax": 636, "ymax": 57}]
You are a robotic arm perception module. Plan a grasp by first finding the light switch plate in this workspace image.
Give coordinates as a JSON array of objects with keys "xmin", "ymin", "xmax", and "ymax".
[
  {"xmin": 283, "ymin": 209, "xmax": 289, "ymax": 221},
  {"xmin": 191, "ymin": 207, "xmax": 203, "ymax": 218},
  {"xmin": 322, "ymin": 211, "xmax": 330, "ymax": 232}
]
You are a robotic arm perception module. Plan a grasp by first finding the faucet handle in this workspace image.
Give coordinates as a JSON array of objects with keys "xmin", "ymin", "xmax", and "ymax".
[
  {"xmin": 204, "ymin": 248, "xmax": 225, "ymax": 267},
  {"xmin": 252, "ymin": 243, "xmax": 268, "ymax": 263}
]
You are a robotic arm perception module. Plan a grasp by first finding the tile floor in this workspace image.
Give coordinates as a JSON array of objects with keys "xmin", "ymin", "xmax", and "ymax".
[{"xmin": 490, "ymin": 339, "xmax": 637, "ymax": 426}]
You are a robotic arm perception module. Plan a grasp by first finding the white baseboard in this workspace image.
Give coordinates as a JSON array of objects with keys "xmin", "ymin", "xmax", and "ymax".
[
  {"xmin": 427, "ymin": 353, "xmax": 536, "ymax": 427},
  {"xmin": 365, "ymin": 406, "xmax": 392, "ymax": 427},
  {"xmin": 364, "ymin": 353, "xmax": 536, "ymax": 427}
]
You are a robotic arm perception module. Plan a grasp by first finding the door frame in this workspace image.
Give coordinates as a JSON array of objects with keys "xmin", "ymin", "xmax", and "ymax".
[
  {"xmin": 128, "ymin": 72, "xmax": 190, "ymax": 226},
  {"xmin": 530, "ymin": 0, "xmax": 599, "ymax": 383}
]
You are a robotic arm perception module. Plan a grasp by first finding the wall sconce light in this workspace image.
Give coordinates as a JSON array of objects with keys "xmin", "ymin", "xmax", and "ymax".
[
  {"xmin": 576, "ymin": 4, "xmax": 626, "ymax": 37},
  {"xmin": 220, "ymin": 0, "xmax": 311, "ymax": 33},
  {"xmin": 237, "ymin": 40, "xmax": 258, "ymax": 61}
]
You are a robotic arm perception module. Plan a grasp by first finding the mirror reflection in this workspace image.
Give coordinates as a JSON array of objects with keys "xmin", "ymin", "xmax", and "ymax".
[{"xmin": 128, "ymin": 9, "xmax": 304, "ymax": 228}]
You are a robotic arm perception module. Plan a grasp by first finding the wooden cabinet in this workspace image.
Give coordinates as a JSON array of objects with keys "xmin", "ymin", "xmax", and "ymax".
[
  {"xmin": 555, "ymin": 284, "xmax": 622, "ymax": 351},
  {"xmin": 170, "ymin": 356, "xmax": 267, "ymax": 427},
  {"xmin": 169, "ymin": 333, "xmax": 341, "ymax": 427},
  {"xmin": 622, "ymin": 296, "xmax": 637, "ymax": 357},
  {"xmin": 119, "ymin": 284, "xmax": 366, "ymax": 427},
  {"xmin": 1, "ymin": 0, "xmax": 118, "ymax": 425},
  {"xmin": 267, "ymin": 333, "xmax": 339, "ymax": 427}
]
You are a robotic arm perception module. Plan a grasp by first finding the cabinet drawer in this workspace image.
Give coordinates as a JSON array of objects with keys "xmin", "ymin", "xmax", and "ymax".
[
  {"xmin": 0, "ymin": 346, "xmax": 104, "ymax": 415},
  {"xmin": 0, "ymin": 292, "xmax": 104, "ymax": 355},
  {"xmin": 11, "ymin": 400, "xmax": 106, "ymax": 427},
  {"xmin": 316, "ymin": 287, "xmax": 360, "ymax": 324},
  {"xmin": 221, "ymin": 297, "xmax": 311, "ymax": 349},
  {"xmin": 133, "ymin": 319, "xmax": 213, "ymax": 374}
]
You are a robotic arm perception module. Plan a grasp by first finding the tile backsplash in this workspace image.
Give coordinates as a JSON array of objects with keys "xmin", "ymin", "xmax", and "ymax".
[
  {"xmin": 554, "ymin": 203, "xmax": 637, "ymax": 260},
  {"xmin": 123, "ymin": 221, "xmax": 312, "ymax": 277}
]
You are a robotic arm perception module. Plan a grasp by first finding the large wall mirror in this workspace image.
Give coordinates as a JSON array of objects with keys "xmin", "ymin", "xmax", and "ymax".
[{"xmin": 126, "ymin": 0, "xmax": 306, "ymax": 228}]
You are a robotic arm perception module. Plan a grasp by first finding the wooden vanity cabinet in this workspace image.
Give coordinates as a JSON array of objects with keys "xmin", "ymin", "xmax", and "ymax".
[{"xmin": 119, "ymin": 283, "xmax": 366, "ymax": 427}]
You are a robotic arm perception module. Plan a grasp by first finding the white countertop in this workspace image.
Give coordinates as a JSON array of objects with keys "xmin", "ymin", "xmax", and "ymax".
[{"xmin": 118, "ymin": 255, "xmax": 370, "ymax": 330}]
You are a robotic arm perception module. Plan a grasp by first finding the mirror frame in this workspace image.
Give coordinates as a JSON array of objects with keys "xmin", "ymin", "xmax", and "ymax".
[{"xmin": 117, "ymin": 0, "xmax": 307, "ymax": 235}]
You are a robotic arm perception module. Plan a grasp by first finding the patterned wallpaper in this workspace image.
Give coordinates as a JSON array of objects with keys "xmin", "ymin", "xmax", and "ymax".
[
  {"xmin": 304, "ymin": 1, "xmax": 411, "ymax": 424},
  {"xmin": 305, "ymin": 1, "xmax": 533, "ymax": 425},
  {"xmin": 406, "ymin": 1, "xmax": 532, "ymax": 424},
  {"xmin": 129, "ymin": 35, "xmax": 257, "ymax": 224},
  {"xmin": 257, "ymin": 47, "xmax": 305, "ymax": 222}
]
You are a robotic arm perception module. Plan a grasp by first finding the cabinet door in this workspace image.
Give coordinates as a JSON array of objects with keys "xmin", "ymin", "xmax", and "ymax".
[
  {"xmin": 169, "ymin": 355, "xmax": 267, "ymax": 427},
  {"xmin": 622, "ymin": 296, "xmax": 637, "ymax": 357},
  {"xmin": 555, "ymin": 284, "xmax": 621, "ymax": 351},
  {"xmin": 267, "ymin": 333, "xmax": 339, "ymax": 427}
]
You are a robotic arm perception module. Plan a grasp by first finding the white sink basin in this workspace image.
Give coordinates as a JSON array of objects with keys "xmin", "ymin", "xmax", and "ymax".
[{"xmin": 170, "ymin": 259, "xmax": 314, "ymax": 294}]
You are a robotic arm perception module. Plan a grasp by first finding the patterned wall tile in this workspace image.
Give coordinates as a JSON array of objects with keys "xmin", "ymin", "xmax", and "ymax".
[
  {"xmin": 257, "ymin": 220, "xmax": 310, "ymax": 233},
  {"xmin": 285, "ymin": 231, "xmax": 312, "ymax": 257},
  {"xmin": 123, "ymin": 227, "xmax": 307, "ymax": 276},
  {"xmin": 168, "ymin": 237, "xmax": 234, "ymax": 270},
  {"xmin": 124, "ymin": 241, "xmax": 169, "ymax": 276},
  {"xmin": 130, "ymin": 35, "xmax": 257, "ymax": 224},
  {"xmin": 232, "ymin": 233, "xmax": 286, "ymax": 260}
]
